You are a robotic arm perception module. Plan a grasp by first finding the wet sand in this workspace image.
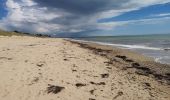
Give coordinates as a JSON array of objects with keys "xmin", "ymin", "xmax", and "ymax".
[{"xmin": 0, "ymin": 36, "xmax": 170, "ymax": 100}]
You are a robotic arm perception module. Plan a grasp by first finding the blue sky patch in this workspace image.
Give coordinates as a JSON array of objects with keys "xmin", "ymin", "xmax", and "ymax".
[
  {"xmin": 98, "ymin": 3, "xmax": 170, "ymax": 23},
  {"xmin": 0, "ymin": 0, "xmax": 7, "ymax": 19}
]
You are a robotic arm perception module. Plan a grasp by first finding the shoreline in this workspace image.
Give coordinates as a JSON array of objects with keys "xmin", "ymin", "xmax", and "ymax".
[
  {"xmin": 68, "ymin": 38, "xmax": 170, "ymax": 65},
  {"xmin": 0, "ymin": 36, "xmax": 170, "ymax": 100},
  {"xmin": 68, "ymin": 39, "xmax": 170, "ymax": 85}
]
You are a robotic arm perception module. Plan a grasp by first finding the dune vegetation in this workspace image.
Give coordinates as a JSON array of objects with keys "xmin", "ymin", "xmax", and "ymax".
[{"xmin": 0, "ymin": 30, "xmax": 25, "ymax": 36}]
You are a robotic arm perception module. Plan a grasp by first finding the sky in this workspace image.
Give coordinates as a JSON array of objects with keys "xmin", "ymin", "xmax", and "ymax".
[{"xmin": 0, "ymin": 0, "xmax": 170, "ymax": 37}]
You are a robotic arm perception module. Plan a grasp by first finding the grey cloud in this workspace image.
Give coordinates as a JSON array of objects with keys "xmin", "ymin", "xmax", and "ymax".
[
  {"xmin": 30, "ymin": 0, "xmax": 133, "ymax": 34},
  {"xmin": 34, "ymin": 0, "xmax": 130, "ymax": 15}
]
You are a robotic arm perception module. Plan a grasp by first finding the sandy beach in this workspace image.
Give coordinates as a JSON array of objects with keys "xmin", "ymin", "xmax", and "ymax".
[{"xmin": 0, "ymin": 36, "xmax": 170, "ymax": 100}]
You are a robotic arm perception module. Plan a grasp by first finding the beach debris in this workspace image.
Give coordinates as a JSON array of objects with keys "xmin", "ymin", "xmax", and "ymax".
[
  {"xmin": 116, "ymin": 55, "xmax": 127, "ymax": 60},
  {"xmin": 131, "ymin": 62, "xmax": 154, "ymax": 76},
  {"xmin": 63, "ymin": 58, "xmax": 69, "ymax": 61},
  {"xmin": 165, "ymin": 73, "xmax": 170, "ymax": 77},
  {"xmin": 111, "ymin": 58, "xmax": 119, "ymax": 62},
  {"xmin": 144, "ymin": 82, "xmax": 151, "ymax": 87},
  {"xmin": 3, "ymin": 48, "xmax": 10, "ymax": 51},
  {"xmin": 33, "ymin": 77, "xmax": 39, "ymax": 82},
  {"xmin": 28, "ymin": 77, "xmax": 39, "ymax": 86},
  {"xmin": 72, "ymin": 69, "xmax": 77, "ymax": 72},
  {"xmin": 116, "ymin": 55, "xmax": 134, "ymax": 62},
  {"xmin": 153, "ymin": 74, "xmax": 164, "ymax": 80},
  {"xmin": 90, "ymin": 89, "xmax": 96, "ymax": 95},
  {"xmin": 37, "ymin": 63, "xmax": 44, "ymax": 67},
  {"xmin": 164, "ymin": 48, "xmax": 170, "ymax": 51},
  {"xmin": 151, "ymin": 73, "xmax": 170, "ymax": 84},
  {"xmin": 96, "ymin": 48, "xmax": 103, "ymax": 52},
  {"xmin": 100, "ymin": 52, "xmax": 107, "ymax": 56},
  {"xmin": 87, "ymin": 59, "xmax": 91, "ymax": 61},
  {"xmin": 75, "ymin": 83, "xmax": 86, "ymax": 87},
  {"xmin": 143, "ymin": 82, "xmax": 151, "ymax": 90},
  {"xmin": 89, "ymin": 98, "xmax": 96, "ymax": 100},
  {"xmin": 165, "ymin": 73, "xmax": 170, "ymax": 81},
  {"xmin": 132, "ymin": 63, "xmax": 170, "ymax": 84},
  {"xmin": 104, "ymin": 58, "xmax": 119, "ymax": 66},
  {"xmin": 133, "ymin": 63, "xmax": 152, "ymax": 76},
  {"xmin": 125, "ymin": 59, "xmax": 134, "ymax": 62},
  {"xmin": 76, "ymin": 75, "xmax": 81, "ymax": 78},
  {"xmin": 113, "ymin": 91, "xmax": 123, "ymax": 99},
  {"xmin": 97, "ymin": 82, "xmax": 106, "ymax": 85},
  {"xmin": 104, "ymin": 60, "xmax": 113, "ymax": 65},
  {"xmin": 95, "ymin": 49, "xmax": 108, "ymax": 56},
  {"xmin": 73, "ymin": 64, "xmax": 77, "ymax": 67},
  {"xmin": 0, "ymin": 57, "xmax": 12, "ymax": 60},
  {"xmin": 27, "ymin": 44, "xmax": 37, "ymax": 46},
  {"xmin": 101, "ymin": 73, "xmax": 109, "ymax": 78},
  {"xmin": 136, "ymin": 66, "xmax": 151, "ymax": 71},
  {"xmin": 106, "ymin": 67, "xmax": 112, "ymax": 69},
  {"xmin": 135, "ymin": 69, "xmax": 152, "ymax": 76},
  {"xmin": 36, "ymin": 62, "xmax": 45, "ymax": 67},
  {"xmin": 49, "ymin": 79, "xmax": 53, "ymax": 81},
  {"xmin": 82, "ymin": 70, "xmax": 88, "ymax": 72},
  {"xmin": 132, "ymin": 63, "xmax": 140, "ymax": 67},
  {"xmin": 7, "ymin": 58, "xmax": 13, "ymax": 60},
  {"xmin": 90, "ymin": 81, "xmax": 96, "ymax": 85},
  {"xmin": 46, "ymin": 84, "xmax": 65, "ymax": 94},
  {"xmin": 90, "ymin": 81, "xmax": 106, "ymax": 85}
]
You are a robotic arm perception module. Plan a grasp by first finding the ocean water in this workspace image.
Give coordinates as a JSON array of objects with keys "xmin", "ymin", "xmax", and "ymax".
[{"xmin": 73, "ymin": 34, "xmax": 170, "ymax": 64}]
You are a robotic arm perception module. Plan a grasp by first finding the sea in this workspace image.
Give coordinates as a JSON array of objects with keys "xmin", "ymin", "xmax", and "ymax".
[{"xmin": 72, "ymin": 34, "xmax": 170, "ymax": 64}]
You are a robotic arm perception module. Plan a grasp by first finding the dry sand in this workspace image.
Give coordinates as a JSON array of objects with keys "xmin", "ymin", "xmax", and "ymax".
[{"xmin": 0, "ymin": 36, "xmax": 170, "ymax": 100}]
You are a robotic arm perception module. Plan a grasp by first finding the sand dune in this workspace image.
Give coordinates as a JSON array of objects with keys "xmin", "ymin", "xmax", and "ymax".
[{"xmin": 0, "ymin": 36, "xmax": 169, "ymax": 100}]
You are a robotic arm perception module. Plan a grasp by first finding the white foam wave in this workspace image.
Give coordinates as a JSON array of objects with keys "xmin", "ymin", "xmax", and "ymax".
[
  {"xmin": 155, "ymin": 56, "xmax": 170, "ymax": 64},
  {"xmin": 105, "ymin": 43, "xmax": 162, "ymax": 50},
  {"xmin": 68, "ymin": 39, "xmax": 162, "ymax": 50}
]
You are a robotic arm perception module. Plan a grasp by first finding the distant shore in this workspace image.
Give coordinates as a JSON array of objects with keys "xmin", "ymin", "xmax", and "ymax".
[{"xmin": 0, "ymin": 36, "xmax": 170, "ymax": 100}]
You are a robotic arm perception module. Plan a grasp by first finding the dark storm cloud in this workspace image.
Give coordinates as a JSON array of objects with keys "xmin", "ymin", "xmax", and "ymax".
[
  {"xmin": 30, "ymin": 0, "xmax": 133, "ymax": 34},
  {"xmin": 34, "ymin": 0, "xmax": 130, "ymax": 15}
]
